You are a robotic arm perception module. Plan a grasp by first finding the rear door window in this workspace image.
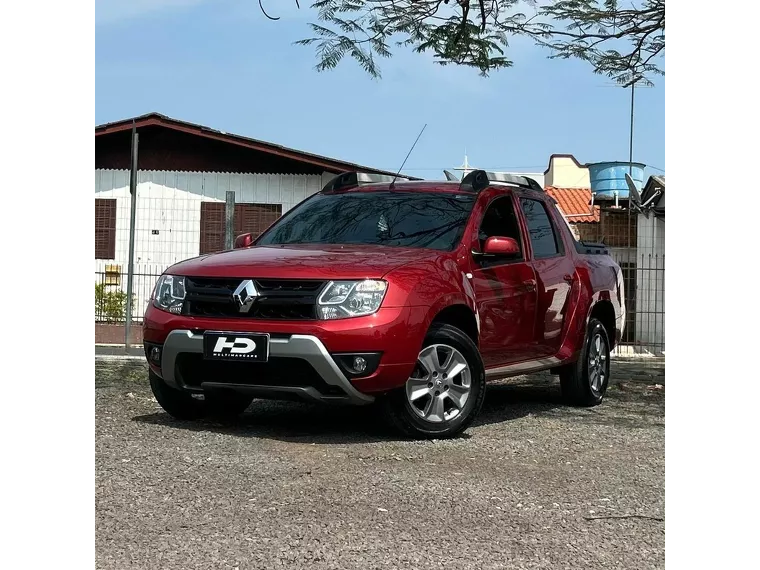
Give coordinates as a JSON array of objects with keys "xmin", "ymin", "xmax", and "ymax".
[{"xmin": 519, "ymin": 198, "xmax": 564, "ymax": 258}]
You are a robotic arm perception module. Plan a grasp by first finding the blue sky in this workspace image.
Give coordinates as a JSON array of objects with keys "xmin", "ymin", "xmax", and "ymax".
[{"xmin": 95, "ymin": 0, "xmax": 665, "ymax": 180}]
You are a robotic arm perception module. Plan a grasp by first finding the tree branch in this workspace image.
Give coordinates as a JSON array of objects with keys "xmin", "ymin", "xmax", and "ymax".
[{"xmin": 273, "ymin": 1, "xmax": 665, "ymax": 83}]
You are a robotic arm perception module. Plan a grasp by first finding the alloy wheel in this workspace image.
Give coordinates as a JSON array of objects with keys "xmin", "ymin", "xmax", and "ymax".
[{"xmin": 405, "ymin": 344, "xmax": 471, "ymax": 423}]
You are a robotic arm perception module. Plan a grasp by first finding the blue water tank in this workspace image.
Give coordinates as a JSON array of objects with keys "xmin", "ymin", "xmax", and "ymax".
[{"xmin": 587, "ymin": 161, "xmax": 646, "ymax": 199}]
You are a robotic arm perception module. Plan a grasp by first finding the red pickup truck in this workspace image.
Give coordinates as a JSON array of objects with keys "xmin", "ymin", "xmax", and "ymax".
[{"xmin": 143, "ymin": 170, "xmax": 625, "ymax": 439}]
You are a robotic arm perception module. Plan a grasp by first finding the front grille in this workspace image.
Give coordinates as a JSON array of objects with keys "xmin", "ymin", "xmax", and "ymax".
[
  {"xmin": 175, "ymin": 353, "xmax": 345, "ymax": 396},
  {"xmin": 184, "ymin": 277, "xmax": 325, "ymax": 320}
]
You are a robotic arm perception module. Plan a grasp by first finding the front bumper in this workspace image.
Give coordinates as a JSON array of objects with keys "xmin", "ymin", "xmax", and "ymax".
[{"xmin": 155, "ymin": 330, "xmax": 375, "ymax": 405}]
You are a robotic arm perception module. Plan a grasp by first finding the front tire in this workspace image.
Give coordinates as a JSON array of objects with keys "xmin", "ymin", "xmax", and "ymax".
[
  {"xmin": 383, "ymin": 323, "xmax": 486, "ymax": 439},
  {"xmin": 149, "ymin": 370, "xmax": 207, "ymax": 420},
  {"xmin": 150, "ymin": 372, "xmax": 255, "ymax": 421},
  {"xmin": 559, "ymin": 318, "xmax": 611, "ymax": 406}
]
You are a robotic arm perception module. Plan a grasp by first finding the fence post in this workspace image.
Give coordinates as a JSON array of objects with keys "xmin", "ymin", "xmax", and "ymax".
[
  {"xmin": 124, "ymin": 125, "xmax": 139, "ymax": 351},
  {"xmin": 225, "ymin": 190, "xmax": 235, "ymax": 250}
]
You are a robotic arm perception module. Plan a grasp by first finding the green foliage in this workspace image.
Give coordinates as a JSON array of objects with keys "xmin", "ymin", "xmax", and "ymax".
[
  {"xmin": 95, "ymin": 283, "xmax": 130, "ymax": 323},
  {"xmin": 538, "ymin": 0, "xmax": 665, "ymax": 85},
  {"xmin": 264, "ymin": 1, "xmax": 664, "ymax": 83}
]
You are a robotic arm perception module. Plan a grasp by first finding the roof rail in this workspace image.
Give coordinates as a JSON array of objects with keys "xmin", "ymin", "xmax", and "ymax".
[
  {"xmin": 459, "ymin": 169, "xmax": 544, "ymax": 193},
  {"xmin": 321, "ymin": 171, "xmax": 411, "ymax": 193}
]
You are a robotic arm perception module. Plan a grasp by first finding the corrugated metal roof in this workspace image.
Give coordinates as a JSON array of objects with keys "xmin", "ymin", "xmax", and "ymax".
[{"xmin": 545, "ymin": 186, "xmax": 600, "ymax": 223}]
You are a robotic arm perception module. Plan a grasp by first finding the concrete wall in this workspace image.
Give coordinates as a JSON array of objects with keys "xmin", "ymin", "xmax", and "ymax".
[
  {"xmin": 634, "ymin": 214, "xmax": 665, "ymax": 354},
  {"xmin": 544, "ymin": 156, "xmax": 590, "ymax": 188}
]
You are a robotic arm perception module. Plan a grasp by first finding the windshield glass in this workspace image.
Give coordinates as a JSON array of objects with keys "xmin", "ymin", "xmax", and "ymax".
[{"xmin": 257, "ymin": 191, "xmax": 476, "ymax": 251}]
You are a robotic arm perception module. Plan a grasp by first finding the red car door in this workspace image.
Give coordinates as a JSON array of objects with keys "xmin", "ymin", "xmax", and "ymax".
[
  {"xmin": 518, "ymin": 196, "xmax": 577, "ymax": 357},
  {"xmin": 467, "ymin": 193, "xmax": 538, "ymax": 368}
]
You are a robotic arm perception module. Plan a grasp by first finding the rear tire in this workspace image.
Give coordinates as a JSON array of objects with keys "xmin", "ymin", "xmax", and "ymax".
[
  {"xmin": 383, "ymin": 323, "xmax": 486, "ymax": 439},
  {"xmin": 559, "ymin": 318, "xmax": 610, "ymax": 407}
]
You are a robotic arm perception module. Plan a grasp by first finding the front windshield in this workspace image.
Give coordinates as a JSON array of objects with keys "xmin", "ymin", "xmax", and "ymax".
[{"xmin": 256, "ymin": 191, "xmax": 476, "ymax": 251}]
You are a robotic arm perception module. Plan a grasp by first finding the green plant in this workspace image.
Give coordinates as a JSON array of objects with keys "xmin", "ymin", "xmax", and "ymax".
[{"xmin": 95, "ymin": 283, "xmax": 130, "ymax": 323}]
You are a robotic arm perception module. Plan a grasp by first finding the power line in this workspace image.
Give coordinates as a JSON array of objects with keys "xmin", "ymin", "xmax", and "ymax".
[
  {"xmin": 596, "ymin": 82, "xmax": 655, "ymax": 88},
  {"xmin": 387, "ymin": 163, "xmax": 664, "ymax": 174},
  {"xmin": 399, "ymin": 163, "xmax": 665, "ymax": 173}
]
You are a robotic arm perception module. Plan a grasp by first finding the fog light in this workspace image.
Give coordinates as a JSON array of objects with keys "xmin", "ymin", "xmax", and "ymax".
[
  {"xmin": 333, "ymin": 352, "xmax": 381, "ymax": 378},
  {"xmin": 352, "ymin": 356, "xmax": 367, "ymax": 373},
  {"xmin": 150, "ymin": 347, "xmax": 161, "ymax": 363}
]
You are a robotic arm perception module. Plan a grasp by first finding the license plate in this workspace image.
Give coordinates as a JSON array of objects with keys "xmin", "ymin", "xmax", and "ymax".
[{"xmin": 202, "ymin": 332, "xmax": 270, "ymax": 362}]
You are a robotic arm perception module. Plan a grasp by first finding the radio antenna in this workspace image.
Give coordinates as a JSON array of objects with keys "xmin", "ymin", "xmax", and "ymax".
[{"xmin": 389, "ymin": 124, "xmax": 427, "ymax": 189}]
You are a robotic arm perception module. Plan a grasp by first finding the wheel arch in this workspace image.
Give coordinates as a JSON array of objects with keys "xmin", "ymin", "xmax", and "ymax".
[
  {"xmin": 428, "ymin": 303, "xmax": 479, "ymax": 347},
  {"xmin": 589, "ymin": 300, "xmax": 617, "ymax": 350}
]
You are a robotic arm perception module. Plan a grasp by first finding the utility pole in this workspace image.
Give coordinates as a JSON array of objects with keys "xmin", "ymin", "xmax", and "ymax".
[{"xmin": 124, "ymin": 123, "xmax": 139, "ymax": 351}]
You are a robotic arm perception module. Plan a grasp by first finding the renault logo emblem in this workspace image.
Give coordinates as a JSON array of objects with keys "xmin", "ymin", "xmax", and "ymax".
[{"xmin": 232, "ymin": 279, "xmax": 258, "ymax": 313}]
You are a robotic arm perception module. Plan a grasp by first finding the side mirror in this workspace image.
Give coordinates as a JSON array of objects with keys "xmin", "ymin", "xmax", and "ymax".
[
  {"xmin": 234, "ymin": 233, "xmax": 254, "ymax": 249},
  {"xmin": 482, "ymin": 236, "xmax": 520, "ymax": 256}
]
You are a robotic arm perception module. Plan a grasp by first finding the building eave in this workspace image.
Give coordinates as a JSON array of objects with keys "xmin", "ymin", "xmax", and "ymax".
[{"xmin": 95, "ymin": 113, "xmax": 422, "ymax": 179}]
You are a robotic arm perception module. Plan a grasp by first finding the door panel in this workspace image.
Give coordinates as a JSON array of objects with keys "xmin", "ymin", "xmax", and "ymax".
[
  {"xmin": 518, "ymin": 197, "xmax": 575, "ymax": 356},
  {"xmin": 469, "ymin": 193, "xmax": 538, "ymax": 368},
  {"xmin": 470, "ymin": 263, "xmax": 538, "ymax": 367},
  {"xmin": 531, "ymin": 257, "xmax": 576, "ymax": 356}
]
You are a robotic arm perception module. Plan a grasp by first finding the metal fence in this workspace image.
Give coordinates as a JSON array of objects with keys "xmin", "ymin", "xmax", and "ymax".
[
  {"xmin": 95, "ymin": 266, "xmax": 162, "ymax": 323},
  {"xmin": 611, "ymin": 251, "xmax": 665, "ymax": 357}
]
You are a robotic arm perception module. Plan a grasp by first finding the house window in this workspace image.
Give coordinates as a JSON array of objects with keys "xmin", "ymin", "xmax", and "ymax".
[
  {"xmin": 236, "ymin": 203, "xmax": 282, "ymax": 240},
  {"xmin": 104, "ymin": 264, "xmax": 121, "ymax": 286},
  {"xmin": 95, "ymin": 199, "xmax": 117, "ymax": 259},
  {"xmin": 199, "ymin": 202, "xmax": 282, "ymax": 254}
]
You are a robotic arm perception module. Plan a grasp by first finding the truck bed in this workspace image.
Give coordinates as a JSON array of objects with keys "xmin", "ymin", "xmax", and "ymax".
[{"xmin": 574, "ymin": 240, "xmax": 609, "ymax": 255}]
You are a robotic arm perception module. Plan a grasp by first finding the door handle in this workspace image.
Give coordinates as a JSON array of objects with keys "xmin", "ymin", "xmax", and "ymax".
[
  {"xmin": 563, "ymin": 274, "xmax": 574, "ymax": 283},
  {"xmin": 522, "ymin": 279, "xmax": 537, "ymax": 292}
]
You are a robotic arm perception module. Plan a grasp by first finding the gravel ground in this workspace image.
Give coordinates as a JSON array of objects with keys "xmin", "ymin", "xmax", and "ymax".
[{"xmin": 96, "ymin": 359, "xmax": 664, "ymax": 570}]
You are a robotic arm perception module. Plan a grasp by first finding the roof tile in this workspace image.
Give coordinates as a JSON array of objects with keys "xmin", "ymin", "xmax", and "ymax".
[{"xmin": 545, "ymin": 186, "xmax": 600, "ymax": 223}]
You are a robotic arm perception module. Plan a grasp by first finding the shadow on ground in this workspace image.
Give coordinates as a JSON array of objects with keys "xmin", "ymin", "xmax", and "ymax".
[{"xmin": 130, "ymin": 362, "xmax": 664, "ymax": 444}]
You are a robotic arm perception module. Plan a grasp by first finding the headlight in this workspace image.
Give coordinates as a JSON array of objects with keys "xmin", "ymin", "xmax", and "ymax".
[
  {"xmin": 152, "ymin": 275, "xmax": 186, "ymax": 314},
  {"xmin": 317, "ymin": 280, "xmax": 387, "ymax": 320}
]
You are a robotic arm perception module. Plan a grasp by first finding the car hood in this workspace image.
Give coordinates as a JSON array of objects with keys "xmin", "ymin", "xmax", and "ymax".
[{"xmin": 167, "ymin": 244, "xmax": 442, "ymax": 279}]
